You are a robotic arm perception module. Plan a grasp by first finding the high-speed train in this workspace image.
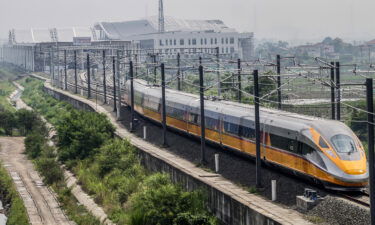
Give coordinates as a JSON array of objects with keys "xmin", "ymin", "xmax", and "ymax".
[{"xmin": 124, "ymin": 79, "xmax": 368, "ymax": 190}]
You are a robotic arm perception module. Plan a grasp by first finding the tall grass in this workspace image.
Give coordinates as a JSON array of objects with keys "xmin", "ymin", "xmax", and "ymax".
[{"xmin": 0, "ymin": 162, "xmax": 29, "ymax": 225}]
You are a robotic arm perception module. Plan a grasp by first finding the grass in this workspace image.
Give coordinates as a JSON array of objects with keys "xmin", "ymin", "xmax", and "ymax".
[
  {"xmin": 0, "ymin": 161, "xmax": 29, "ymax": 225},
  {"xmin": 0, "ymin": 80, "xmax": 16, "ymax": 112}
]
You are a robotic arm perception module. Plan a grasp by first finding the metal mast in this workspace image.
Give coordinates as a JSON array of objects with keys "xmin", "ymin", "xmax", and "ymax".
[{"xmin": 158, "ymin": 0, "xmax": 165, "ymax": 33}]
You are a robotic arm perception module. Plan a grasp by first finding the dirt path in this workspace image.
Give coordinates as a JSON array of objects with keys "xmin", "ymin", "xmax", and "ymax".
[{"xmin": 0, "ymin": 137, "xmax": 74, "ymax": 225}]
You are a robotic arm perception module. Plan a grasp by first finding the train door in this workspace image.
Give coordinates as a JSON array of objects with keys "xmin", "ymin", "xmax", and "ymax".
[{"xmin": 261, "ymin": 118, "xmax": 269, "ymax": 160}]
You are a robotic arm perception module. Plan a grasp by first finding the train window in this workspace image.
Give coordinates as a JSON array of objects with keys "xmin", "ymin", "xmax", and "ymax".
[
  {"xmin": 319, "ymin": 137, "xmax": 329, "ymax": 148},
  {"xmin": 134, "ymin": 91, "xmax": 143, "ymax": 105},
  {"xmin": 239, "ymin": 126, "xmax": 255, "ymax": 139},
  {"xmin": 270, "ymin": 134, "xmax": 298, "ymax": 153},
  {"xmin": 224, "ymin": 121, "xmax": 239, "ymax": 135},
  {"xmin": 189, "ymin": 113, "xmax": 199, "ymax": 124},
  {"xmin": 166, "ymin": 106, "xmax": 184, "ymax": 120},
  {"xmin": 301, "ymin": 143, "xmax": 314, "ymax": 155},
  {"xmin": 206, "ymin": 117, "xmax": 219, "ymax": 130},
  {"xmin": 331, "ymin": 134, "xmax": 357, "ymax": 154},
  {"xmin": 302, "ymin": 143, "xmax": 327, "ymax": 169}
]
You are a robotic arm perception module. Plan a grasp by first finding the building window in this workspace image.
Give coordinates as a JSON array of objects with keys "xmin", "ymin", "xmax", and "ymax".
[
  {"xmin": 222, "ymin": 48, "xmax": 224, "ymax": 53},
  {"xmin": 204, "ymin": 38, "xmax": 207, "ymax": 45},
  {"xmin": 230, "ymin": 47, "xmax": 235, "ymax": 54},
  {"xmin": 165, "ymin": 39, "xmax": 168, "ymax": 46},
  {"xmin": 210, "ymin": 38, "xmax": 213, "ymax": 45},
  {"xmin": 215, "ymin": 38, "xmax": 217, "ymax": 44},
  {"xmin": 174, "ymin": 39, "xmax": 177, "ymax": 45},
  {"xmin": 169, "ymin": 39, "xmax": 172, "ymax": 45},
  {"xmin": 221, "ymin": 38, "xmax": 224, "ymax": 44},
  {"xmin": 188, "ymin": 39, "xmax": 191, "ymax": 45},
  {"xmin": 226, "ymin": 47, "xmax": 228, "ymax": 53},
  {"xmin": 180, "ymin": 39, "xmax": 185, "ymax": 45},
  {"xmin": 192, "ymin": 38, "xmax": 197, "ymax": 45},
  {"xmin": 159, "ymin": 40, "xmax": 163, "ymax": 46},
  {"xmin": 226, "ymin": 38, "xmax": 228, "ymax": 44},
  {"xmin": 230, "ymin": 37, "xmax": 234, "ymax": 44},
  {"xmin": 200, "ymin": 38, "xmax": 203, "ymax": 45}
]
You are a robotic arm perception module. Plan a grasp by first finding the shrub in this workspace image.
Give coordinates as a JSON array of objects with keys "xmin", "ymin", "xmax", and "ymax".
[
  {"xmin": 36, "ymin": 156, "xmax": 63, "ymax": 185},
  {"xmin": 57, "ymin": 110, "xmax": 115, "ymax": 162},
  {"xmin": 127, "ymin": 173, "xmax": 215, "ymax": 225},
  {"xmin": 96, "ymin": 139, "xmax": 140, "ymax": 177},
  {"xmin": 24, "ymin": 131, "xmax": 46, "ymax": 158}
]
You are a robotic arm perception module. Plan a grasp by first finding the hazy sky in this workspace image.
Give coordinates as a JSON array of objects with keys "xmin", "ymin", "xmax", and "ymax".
[{"xmin": 1, "ymin": 0, "xmax": 375, "ymax": 42}]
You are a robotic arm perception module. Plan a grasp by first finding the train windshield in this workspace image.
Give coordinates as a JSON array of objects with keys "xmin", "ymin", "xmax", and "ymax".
[{"xmin": 331, "ymin": 134, "xmax": 357, "ymax": 154}]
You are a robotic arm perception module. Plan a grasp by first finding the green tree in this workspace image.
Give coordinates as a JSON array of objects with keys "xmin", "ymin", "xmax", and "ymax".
[
  {"xmin": 0, "ymin": 110, "xmax": 16, "ymax": 135},
  {"xmin": 57, "ymin": 110, "xmax": 115, "ymax": 162},
  {"xmin": 127, "ymin": 174, "xmax": 215, "ymax": 225},
  {"xmin": 24, "ymin": 132, "xmax": 46, "ymax": 159}
]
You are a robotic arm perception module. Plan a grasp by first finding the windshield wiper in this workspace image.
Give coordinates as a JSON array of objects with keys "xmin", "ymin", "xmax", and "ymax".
[{"xmin": 348, "ymin": 142, "xmax": 355, "ymax": 155}]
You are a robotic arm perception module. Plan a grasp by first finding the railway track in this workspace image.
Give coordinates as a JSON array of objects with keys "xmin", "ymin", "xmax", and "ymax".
[{"xmin": 339, "ymin": 192, "xmax": 370, "ymax": 207}]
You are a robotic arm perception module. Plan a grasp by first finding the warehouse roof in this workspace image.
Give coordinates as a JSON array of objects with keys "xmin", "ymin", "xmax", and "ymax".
[
  {"xmin": 10, "ymin": 27, "xmax": 94, "ymax": 44},
  {"xmin": 94, "ymin": 16, "xmax": 236, "ymax": 40}
]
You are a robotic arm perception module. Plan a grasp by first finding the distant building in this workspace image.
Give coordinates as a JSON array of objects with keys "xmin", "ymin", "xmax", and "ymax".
[
  {"xmin": 2, "ymin": 27, "xmax": 131, "ymax": 71},
  {"xmin": 294, "ymin": 43, "xmax": 335, "ymax": 58},
  {"xmin": 93, "ymin": 16, "xmax": 254, "ymax": 60}
]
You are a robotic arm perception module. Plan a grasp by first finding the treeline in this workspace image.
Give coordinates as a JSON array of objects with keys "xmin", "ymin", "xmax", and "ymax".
[
  {"xmin": 21, "ymin": 76, "xmax": 217, "ymax": 225},
  {"xmin": 0, "ymin": 109, "xmax": 47, "ymax": 136}
]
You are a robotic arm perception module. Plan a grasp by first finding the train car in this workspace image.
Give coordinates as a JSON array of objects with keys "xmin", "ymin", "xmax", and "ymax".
[{"xmin": 124, "ymin": 79, "xmax": 368, "ymax": 190}]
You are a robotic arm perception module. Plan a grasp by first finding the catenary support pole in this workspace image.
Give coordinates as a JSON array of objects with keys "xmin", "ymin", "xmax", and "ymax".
[
  {"xmin": 177, "ymin": 53, "xmax": 181, "ymax": 91},
  {"xmin": 103, "ymin": 50, "xmax": 107, "ymax": 104},
  {"xmin": 64, "ymin": 49, "xmax": 67, "ymax": 90},
  {"xmin": 112, "ymin": 56, "xmax": 117, "ymax": 112},
  {"xmin": 87, "ymin": 53, "xmax": 91, "ymax": 98},
  {"xmin": 153, "ymin": 54, "xmax": 157, "ymax": 84},
  {"xmin": 237, "ymin": 58, "xmax": 242, "ymax": 102},
  {"xmin": 74, "ymin": 50, "xmax": 77, "ymax": 94},
  {"xmin": 130, "ymin": 61, "xmax": 135, "ymax": 132},
  {"xmin": 199, "ymin": 65, "xmax": 206, "ymax": 165},
  {"xmin": 330, "ymin": 62, "xmax": 335, "ymax": 120},
  {"xmin": 366, "ymin": 78, "xmax": 375, "ymax": 224},
  {"xmin": 116, "ymin": 50, "xmax": 121, "ymax": 119},
  {"xmin": 276, "ymin": 55, "xmax": 281, "ymax": 110},
  {"xmin": 161, "ymin": 63, "xmax": 168, "ymax": 147},
  {"xmin": 216, "ymin": 47, "xmax": 221, "ymax": 97},
  {"xmin": 336, "ymin": 62, "xmax": 341, "ymax": 121},
  {"xmin": 253, "ymin": 70, "xmax": 262, "ymax": 188},
  {"xmin": 366, "ymin": 78, "xmax": 375, "ymax": 225}
]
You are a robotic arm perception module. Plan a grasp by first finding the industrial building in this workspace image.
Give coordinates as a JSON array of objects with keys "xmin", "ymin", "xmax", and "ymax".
[{"xmin": 93, "ymin": 16, "xmax": 254, "ymax": 60}]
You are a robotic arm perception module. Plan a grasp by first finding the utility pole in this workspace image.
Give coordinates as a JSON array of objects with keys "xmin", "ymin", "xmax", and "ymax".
[
  {"xmin": 216, "ymin": 47, "xmax": 221, "ymax": 97},
  {"xmin": 366, "ymin": 78, "xmax": 375, "ymax": 225},
  {"xmin": 64, "ymin": 49, "xmax": 67, "ymax": 90},
  {"xmin": 177, "ymin": 53, "xmax": 181, "ymax": 91},
  {"xmin": 199, "ymin": 65, "xmax": 206, "ymax": 165},
  {"xmin": 237, "ymin": 58, "xmax": 242, "ymax": 102},
  {"xmin": 335, "ymin": 62, "xmax": 341, "ymax": 121},
  {"xmin": 103, "ymin": 50, "xmax": 107, "ymax": 104},
  {"xmin": 112, "ymin": 56, "xmax": 117, "ymax": 112},
  {"xmin": 253, "ymin": 70, "xmax": 262, "ymax": 188},
  {"xmin": 330, "ymin": 62, "xmax": 335, "ymax": 120},
  {"xmin": 130, "ymin": 61, "xmax": 135, "ymax": 132},
  {"xmin": 87, "ymin": 53, "xmax": 91, "ymax": 98},
  {"xmin": 276, "ymin": 55, "xmax": 281, "ymax": 110},
  {"xmin": 161, "ymin": 63, "xmax": 168, "ymax": 147}
]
